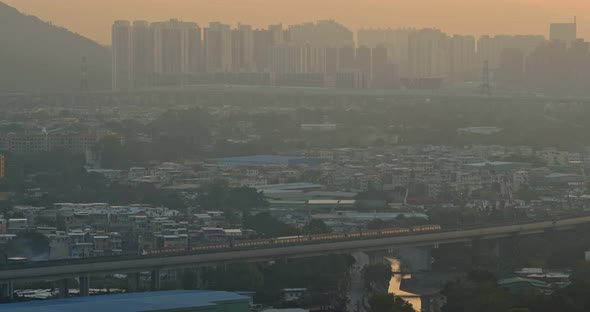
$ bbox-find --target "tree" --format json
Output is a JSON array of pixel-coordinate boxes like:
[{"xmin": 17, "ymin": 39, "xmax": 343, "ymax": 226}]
[
  {"xmin": 208, "ymin": 263, "xmax": 264, "ymax": 291},
  {"xmin": 367, "ymin": 218, "xmax": 387, "ymax": 230},
  {"xmin": 94, "ymin": 135, "xmax": 127, "ymax": 169},
  {"xmin": 368, "ymin": 293, "xmax": 414, "ymax": 312},
  {"xmin": 243, "ymin": 212, "xmax": 297, "ymax": 238},
  {"xmin": 198, "ymin": 183, "xmax": 270, "ymax": 223},
  {"xmin": 570, "ymin": 262, "xmax": 590, "ymax": 285},
  {"xmin": 363, "ymin": 263, "xmax": 393, "ymax": 292},
  {"xmin": 5, "ymin": 231, "xmax": 49, "ymax": 260},
  {"xmin": 303, "ymin": 219, "xmax": 331, "ymax": 235},
  {"xmin": 442, "ymin": 271, "xmax": 514, "ymax": 312}
]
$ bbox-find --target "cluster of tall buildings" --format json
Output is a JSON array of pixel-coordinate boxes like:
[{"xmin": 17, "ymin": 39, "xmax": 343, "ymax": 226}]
[{"xmin": 113, "ymin": 18, "xmax": 588, "ymax": 95}]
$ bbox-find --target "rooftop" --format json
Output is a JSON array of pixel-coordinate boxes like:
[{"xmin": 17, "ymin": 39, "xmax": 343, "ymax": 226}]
[
  {"xmin": 498, "ymin": 277, "xmax": 551, "ymax": 289},
  {"xmin": 212, "ymin": 155, "xmax": 320, "ymax": 167},
  {"xmin": 0, "ymin": 290, "xmax": 249, "ymax": 312}
]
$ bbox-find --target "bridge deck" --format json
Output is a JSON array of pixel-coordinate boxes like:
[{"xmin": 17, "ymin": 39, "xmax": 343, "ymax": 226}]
[{"xmin": 0, "ymin": 215, "xmax": 589, "ymax": 282}]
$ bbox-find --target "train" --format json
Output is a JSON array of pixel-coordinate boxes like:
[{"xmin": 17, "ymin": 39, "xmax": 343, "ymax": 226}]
[{"xmin": 145, "ymin": 224, "xmax": 442, "ymax": 256}]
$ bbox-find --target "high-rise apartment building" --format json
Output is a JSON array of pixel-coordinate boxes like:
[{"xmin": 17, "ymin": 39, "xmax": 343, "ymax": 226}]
[
  {"xmin": 152, "ymin": 19, "xmax": 201, "ymax": 77},
  {"xmin": 355, "ymin": 45, "xmax": 372, "ymax": 76},
  {"xmin": 550, "ymin": 19, "xmax": 577, "ymax": 47},
  {"xmin": 204, "ymin": 22, "xmax": 233, "ymax": 73},
  {"xmin": 288, "ymin": 20, "xmax": 353, "ymax": 47},
  {"xmin": 231, "ymin": 24, "xmax": 255, "ymax": 72},
  {"xmin": 112, "ymin": 19, "xmax": 201, "ymax": 90},
  {"xmin": 253, "ymin": 29, "xmax": 273, "ymax": 72},
  {"xmin": 408, "ymin": 29, "xmax": 450, "ymax": 79},
  {"xmin": 497, "ymin": 48, "xmax": 525, "ymax": 90},
  {"xmin": 477, "ymin": 35, "xmax": 544, "ymax": 69},
  {"xmin": 269, "ymin": 43, "xmax": 306, "ymax": 74},
  {"xmin": 112, "ymin": 20, "xmax": 133, "ymax": 91},
  {"xmin": 569, "ymin": 39, "xmax": 590, "ymax": 92},
  {"xmin": 449, "ymin": 35, "xmax": 476, "ymax": 81},
  {"xmin": 371, "ymin": 45, "xmax": 397, "ymax": 88},
  {"xmin": 338, "ymin": 45, "xmax": 356, "ymax": 71},
  {"xmin": 268, "ymin": 24, "xmax": 284, "ymax": 46},
  {"xmin": 131, "ymin": 21, "xmax": 153, "ymax": 89},
  {"xmin": 358, "ymin": 28, "xmax": 416, "ymax": 78},
  {"xmin": 526, "ymin": 40, "xmax": 571, "ymax": 95}
]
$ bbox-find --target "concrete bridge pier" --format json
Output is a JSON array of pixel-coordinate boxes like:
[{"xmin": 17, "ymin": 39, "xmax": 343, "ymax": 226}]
[
  {"xmin": 1, "ymin": 282, "xmax": 13, "ymax": 300},
  {"xmin": 386, "ymin": 246, "xmax": 432, "ymax": 272},
  {"xmin": 151, "ymin": 269, "xmax": 161, "ymax": 291},
  {"xmin": 196, "ymin": 267, "xmax": 206, "ymax": 290},
  {"xmin": 58, "ymin": 279, "xmax": 69, "ymax": 298},
  {"xmin": 79, "ymin": 276, "xmax": 90, "ymax": 297},
  {"xmin": 127, "ymin": 273, "xmax": 141, "ymax": 293}
]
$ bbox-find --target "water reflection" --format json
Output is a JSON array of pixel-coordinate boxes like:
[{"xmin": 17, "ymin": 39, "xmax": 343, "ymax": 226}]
[{"xmin": 386, "ymin": 257, "xmax": 421, "ymax": 312}]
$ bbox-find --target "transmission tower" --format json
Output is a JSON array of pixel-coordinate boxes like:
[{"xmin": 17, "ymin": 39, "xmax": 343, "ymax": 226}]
[
  {"xmin": 480, "ymin": 60, "xmax": 491, "ymax": 95},
  {"xmin": 80, "ymin": 56, "xmax": 89, "ymax": 92}
]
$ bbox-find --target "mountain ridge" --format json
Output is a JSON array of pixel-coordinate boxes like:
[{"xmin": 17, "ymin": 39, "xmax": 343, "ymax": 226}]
[{"xmin": 0, "ymin": 1, "xmax": 111, "ymax": 92}]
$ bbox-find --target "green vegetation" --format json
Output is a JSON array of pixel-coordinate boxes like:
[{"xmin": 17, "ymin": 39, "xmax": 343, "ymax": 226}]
[
  {"xmin": 201, "ymin": 254, "xmax": 355, "ymax": 309},
  {"xmin": 243, "ymin": 212, "xmax": 297, "ymax": 238},
  {"xmin": 303, "ymin": 219, "xmax": 331, "ymax": 235},
  {"xmin": 368, "ymin": 293, "xmax": 414, "ymax": 312},
  {"xmin": 442, "ymin": 271, "xmax": 515, "ymax": 312},
  {"xmin": 3, "ymin": 231, "xmax": 49, "ymax": 260},
  {"xmin": 432, "ymin": 226, "xmax": 590, "ymax": 273},
  {"xmin": 0, "ymin": 2, "xmax": 111, "ymax": 91},
  {"xmin": 432, "ymin": 226, "xmax": 590, "ymax": 311},
  {"xmin": 363, "ymin": 263, "xmax": 393, "ymax": 292},
  {"xmin": 442, "ymin": 266, "xmax": 590, "ymax": 312}
]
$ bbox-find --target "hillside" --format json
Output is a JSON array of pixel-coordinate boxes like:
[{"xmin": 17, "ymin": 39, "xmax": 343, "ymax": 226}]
[{"xmin": 0, "ymin": 2, "xmax": 111, "ymax": 92}]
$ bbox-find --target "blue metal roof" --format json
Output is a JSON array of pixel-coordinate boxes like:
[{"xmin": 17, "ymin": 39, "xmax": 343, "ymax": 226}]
[
  {"xmin": 0, "ymin": 290, "xmax": 249, "ymax": 312},
  {"xmin": 212, "ymin": 155, "xmax": 321, "ymax": 167},
  {"xmin": 214, "ymin": 155, "xmax": 299, "ymax": 163}
]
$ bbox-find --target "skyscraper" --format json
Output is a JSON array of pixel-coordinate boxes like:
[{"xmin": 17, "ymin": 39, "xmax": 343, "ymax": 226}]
[
  {"xmin": 568, "ymin": 39, "xmax": 590, "ymax": 93},
  {"xmin": 204, "ymin": 22, "xmax": 233, "ymax": 73},
  {"xmin": 112, "ymin": 19, "xmax": 201, "ymax": 89},
  {"xmin": 269, "ymin": 43, "xmax": 306, "ymax": 74},
  {"xmin": 268, "ymin": 23, "xmax": 284, "ymax": 46},
  {"xmin": 253, "ymin": 28, "xmax": 273, "ymax": 72},
  {"xmin": 152, "ymin": 19, "xmax": 201, "ymax": 77},
  {"xmin": 131, "ymin": 21, "xmax": 153, "ymax": 89},
  {"xmin": 526, "ymin": 41, "xmax": 570, "ymax": 95},
  {"xmin": 497, "ymin": 48, "xmax": 525, "ymax": 90},
  {"xmin": 449, "ymin": 35, "xmax": 476, "ymax": 82},
  {"xmin": 550, "ymin": 19, "xmax": 577, "ymax": 47},
  {"xmin": 231, "ymin": 24, "xmax": 254, "ymax": 72},
  {"xmin": 338, "ymin": 45, "xmax": 355, "ymax": 71},
  {"xmin": 371, "ymin": 44, "xmax": 396, "ymax": 88},
  {"xmin": 288, "ymin": 20, "xmax": 353, "ymax": 47},
  {"xmin": 357, "ymin": 28, "xmax": 415, "ymax": 78},
  {"xmin": 112, "ymin": 20, "xmax": 133, "ymax": 91},
  {"xmin": 408, "ymin": 29, "xmax": 450, "ymax": 79},
  {"xmin": 476, "ymin": 35, "xmax": 544, "ymax": 70},
  {"xmin": 355, "ymin": 45, "xmax": 372, "ymax": 77}
]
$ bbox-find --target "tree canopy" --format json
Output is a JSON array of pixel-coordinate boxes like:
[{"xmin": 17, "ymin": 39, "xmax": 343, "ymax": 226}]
[{"xmin": 368, "ymin": 293, "xmax": 414, "ymax": 312}]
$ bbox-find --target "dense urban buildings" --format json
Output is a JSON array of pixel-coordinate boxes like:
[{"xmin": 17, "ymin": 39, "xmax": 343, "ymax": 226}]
[
  {"xmin": 7, "ymin": 0, "xmax": 590, "ymax": 310},
  {"xmin": 112, "ymin": 17, "xmax": 590, "ymax": 96}
]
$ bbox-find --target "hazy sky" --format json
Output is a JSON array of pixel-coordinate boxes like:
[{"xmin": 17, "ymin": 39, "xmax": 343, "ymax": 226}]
[{"xmin": 4, "ymin": 0, "xmax": 588, "ymax": 44}]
